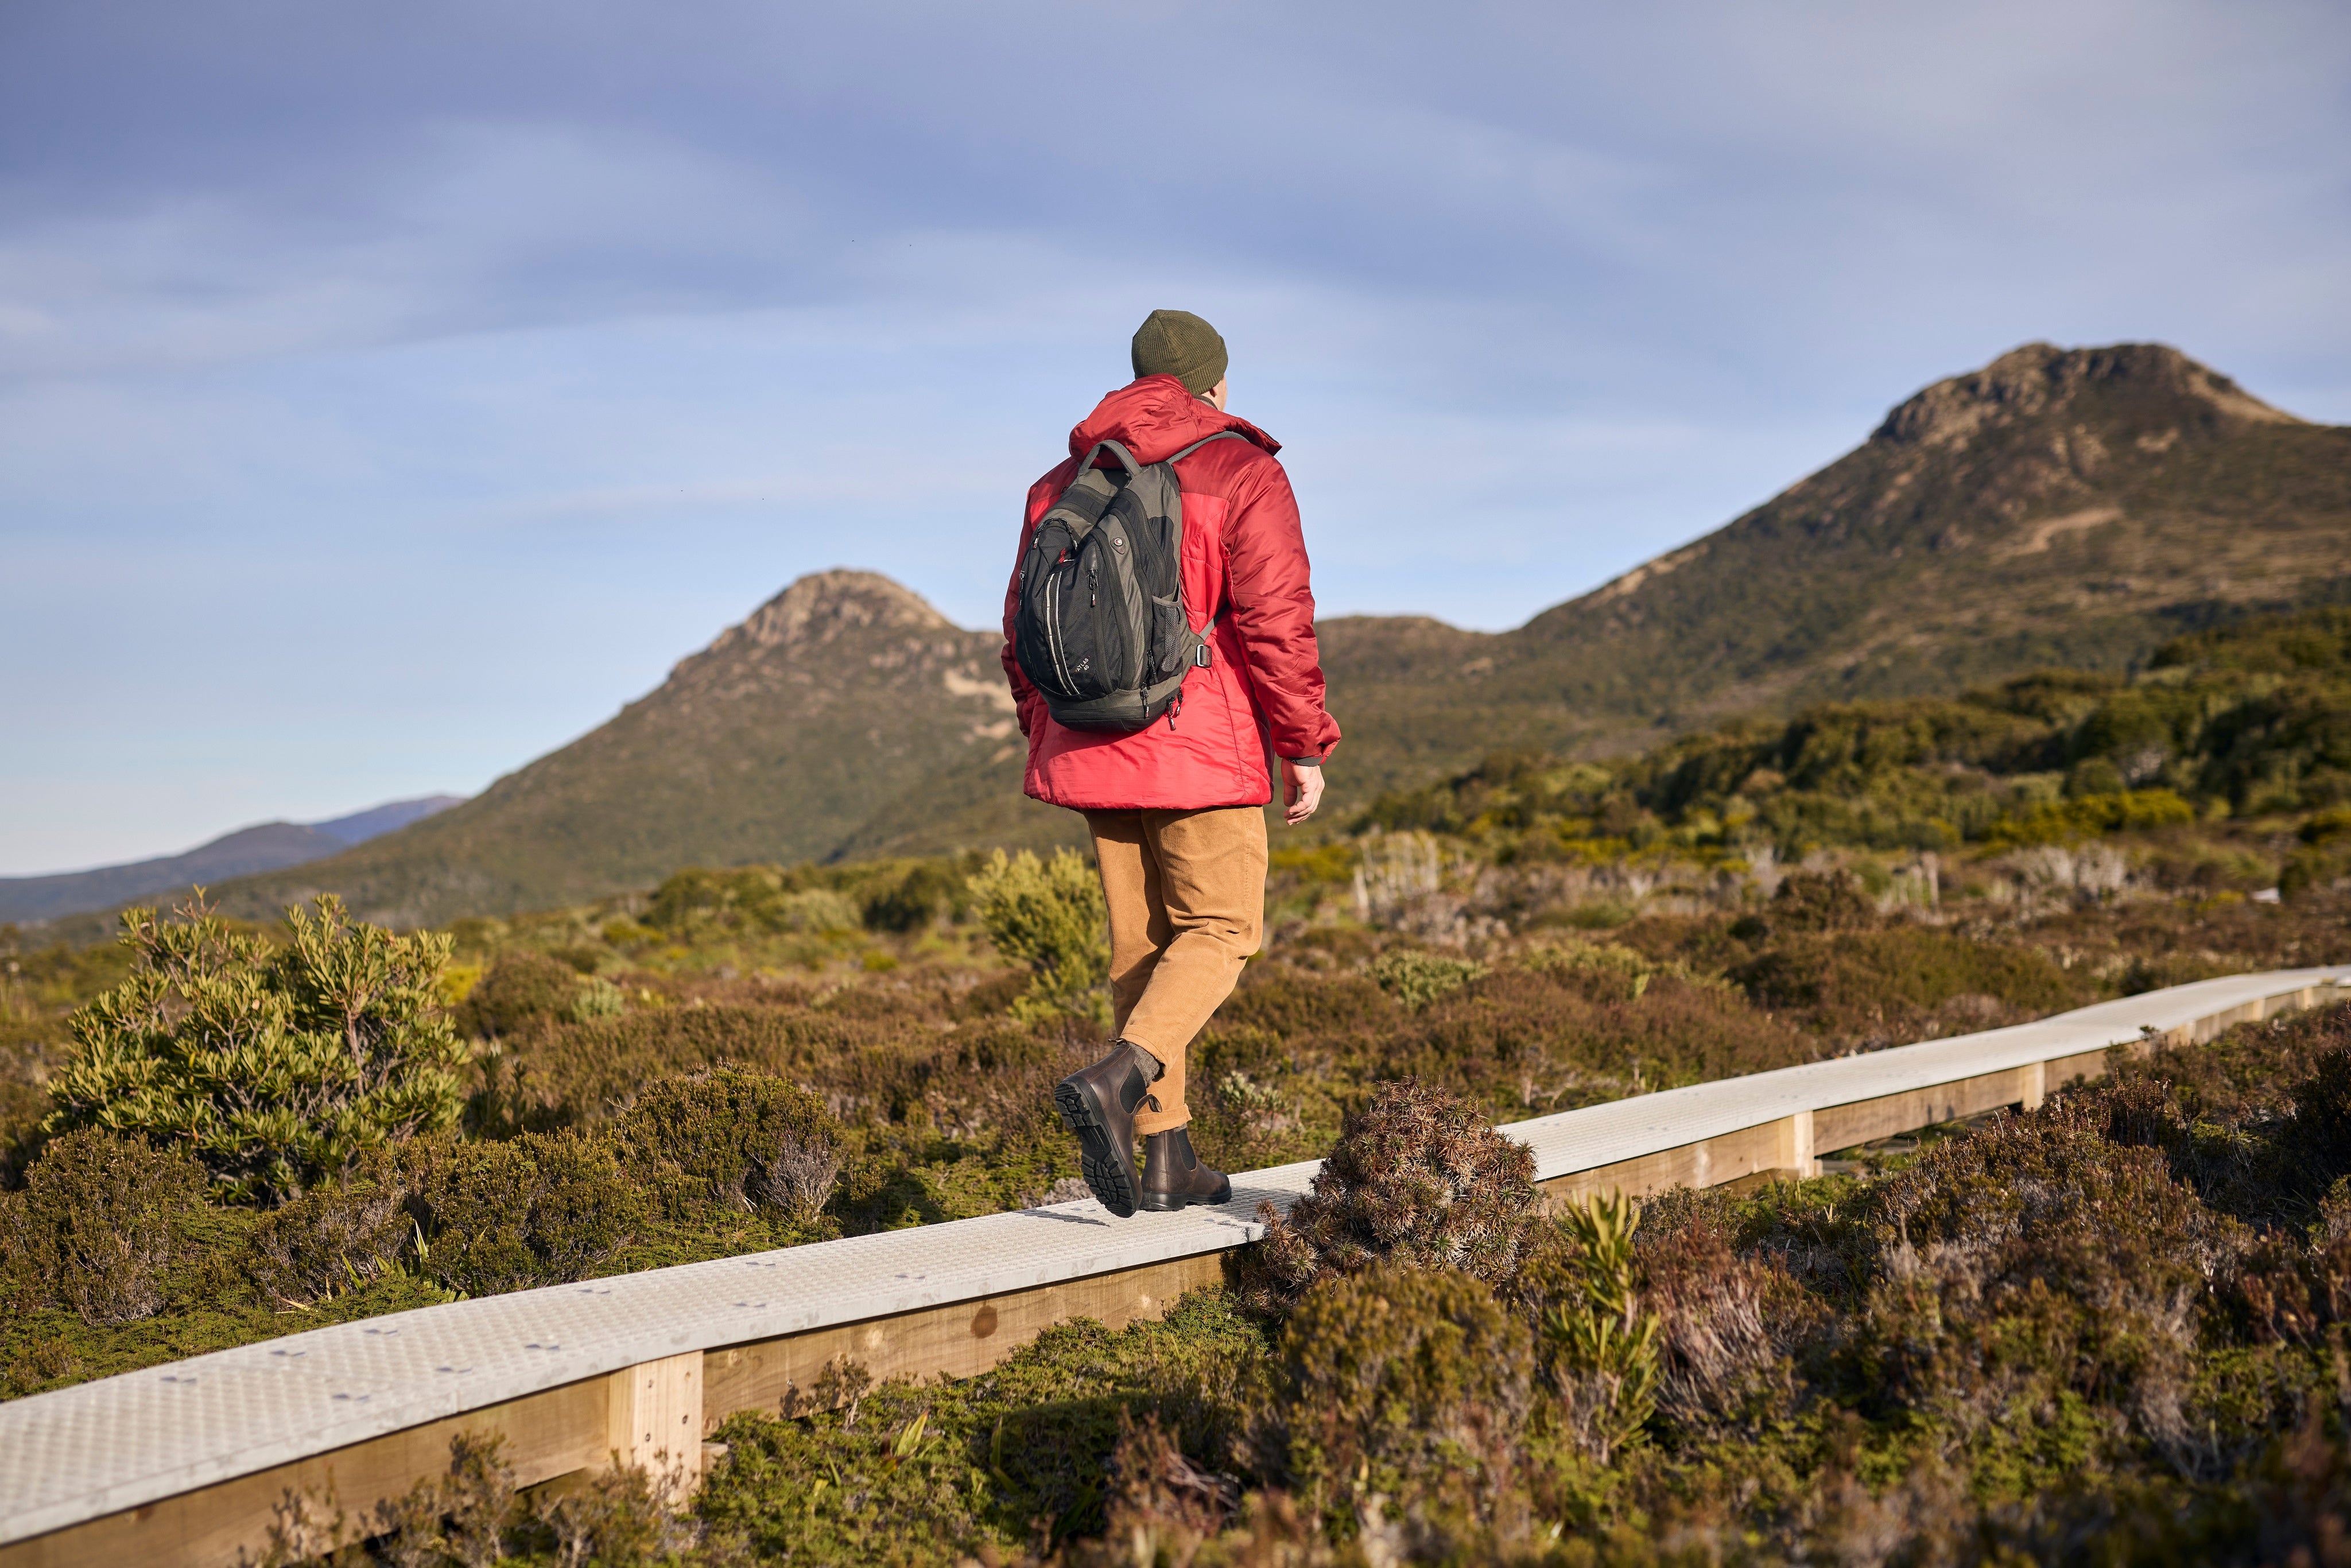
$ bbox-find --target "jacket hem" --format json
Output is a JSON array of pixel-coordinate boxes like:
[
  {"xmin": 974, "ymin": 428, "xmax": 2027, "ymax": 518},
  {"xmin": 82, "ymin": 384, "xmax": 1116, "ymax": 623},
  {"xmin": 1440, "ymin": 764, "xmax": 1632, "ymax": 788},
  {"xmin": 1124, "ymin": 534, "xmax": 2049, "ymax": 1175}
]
[{"xmin": 1027, "ymin": 789, "xmax": 1275, "ymax": 813}]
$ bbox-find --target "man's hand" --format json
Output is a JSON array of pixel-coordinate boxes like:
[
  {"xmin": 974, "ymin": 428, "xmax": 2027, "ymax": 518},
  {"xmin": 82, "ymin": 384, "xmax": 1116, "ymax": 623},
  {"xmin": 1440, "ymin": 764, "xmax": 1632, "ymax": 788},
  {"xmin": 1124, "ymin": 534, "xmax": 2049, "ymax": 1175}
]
[{"xmin": 1281, "ymin": 759, "xmax": 1324, "ymax": 826}]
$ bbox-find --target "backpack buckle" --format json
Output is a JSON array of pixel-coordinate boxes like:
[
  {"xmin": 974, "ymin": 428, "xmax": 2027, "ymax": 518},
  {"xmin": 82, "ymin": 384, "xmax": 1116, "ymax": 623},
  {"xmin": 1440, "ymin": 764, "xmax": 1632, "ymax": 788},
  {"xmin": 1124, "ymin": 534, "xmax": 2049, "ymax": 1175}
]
[{"xmin": 1192, "ymin": 642, "xmax": 1213, "ymax": 669}]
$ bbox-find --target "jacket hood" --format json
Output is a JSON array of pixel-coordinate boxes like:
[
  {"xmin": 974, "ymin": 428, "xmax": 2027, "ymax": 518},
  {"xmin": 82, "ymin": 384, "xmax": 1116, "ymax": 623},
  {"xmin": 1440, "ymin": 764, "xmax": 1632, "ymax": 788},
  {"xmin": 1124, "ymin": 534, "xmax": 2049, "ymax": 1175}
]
[{"xmin": 1068, "ymin": 375, "xmax": 1281, "ymax": 467}]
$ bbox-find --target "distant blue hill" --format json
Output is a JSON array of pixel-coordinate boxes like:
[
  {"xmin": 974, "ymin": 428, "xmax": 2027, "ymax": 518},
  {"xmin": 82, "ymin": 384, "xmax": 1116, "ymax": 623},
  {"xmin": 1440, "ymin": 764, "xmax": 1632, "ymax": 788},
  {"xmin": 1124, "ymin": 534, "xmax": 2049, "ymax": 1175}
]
[
  {"xmin": 0, "ymin": 795, "xmax": 465, "ymax": 926},
  {"xmin": 308, "ymin": 795, "xmax": 467, "ymax": 847}
]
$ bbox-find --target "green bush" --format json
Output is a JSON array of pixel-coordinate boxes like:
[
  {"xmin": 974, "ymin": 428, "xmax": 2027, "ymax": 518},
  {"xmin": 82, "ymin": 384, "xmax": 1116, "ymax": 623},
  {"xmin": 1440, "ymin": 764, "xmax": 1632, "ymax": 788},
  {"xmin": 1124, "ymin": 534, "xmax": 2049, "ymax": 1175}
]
[
  {"xmin": 459, "ymin": 950, "xmax": 600, "ymax": 1038},
  {"xmin": 862, "ymin": 862, "xmax": 960, "ymax": 934},
  {"xmin": 45, "ymin": 896, "xmax": 465, "ymax": 1203},
  {"xmin": 1727, "ymin": 925, "xmax": 2085, "ymax": 1037},
  {"xmin": 1271, "ymin": 1265, "xmax": 1534, "ymax": 1538},
  {"xmin": 1515, "ymin": 937, "xmax": 1666, "ymax": 1003},
  {"xmin": 242, "ymin": 1148, "xmax": 420, "ymax": 1311},
  {"xmin": 2, "ymin": 1128, "xmax": 205, "ymax": 1325},
  {"xmin": 1368, "ymin": 949, "xmax": 1487, "ymax": 1011},
  {"xmin": 1253, "ymin": 1080, "xmax": 1540, "ymax": 1306},
  {"xmin": 0, "ymin": 1075, "xmax": 44, "ymax": 1189},
  {"xmin": 2282, "ymin": 814, "xmax": 2351, "ymax": 898},
  {"xmin": 1981, "ymin": 786, "xmax": 2198, "ymax": 847},
  {"xmin": 616, "ymin": 1067, "xmax": 843, "ymax": 1224},
  {"xmin": 1763, "ymin": 868, "xmax": 1876, "ymax": 933},
  {"xmin": 414, "ymin": 1131, "xmax": 643, "ymax": 1297},
  {"xmin": 1538, "ymin": 1192, "xmax": 1660, "ymax": 1464},
  {"xmin": 965, "ymin": 849, "xmax": 1110, "ymax": 1025},
  {"xmin": 645, "ymin": 864, "xmax": 866, "ymax": 939},
  {"xmin": 698, "ymin": 1288, "xmax": 1271, "ymax": 1563}
]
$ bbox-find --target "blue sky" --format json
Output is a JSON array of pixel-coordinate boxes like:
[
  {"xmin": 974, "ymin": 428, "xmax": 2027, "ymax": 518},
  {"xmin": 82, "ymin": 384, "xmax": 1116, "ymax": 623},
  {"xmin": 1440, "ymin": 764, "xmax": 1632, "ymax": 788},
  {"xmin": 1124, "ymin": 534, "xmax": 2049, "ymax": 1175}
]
[{"xmin": 3, "ymin": 0, "xmax": 2347, "ymax": 875}]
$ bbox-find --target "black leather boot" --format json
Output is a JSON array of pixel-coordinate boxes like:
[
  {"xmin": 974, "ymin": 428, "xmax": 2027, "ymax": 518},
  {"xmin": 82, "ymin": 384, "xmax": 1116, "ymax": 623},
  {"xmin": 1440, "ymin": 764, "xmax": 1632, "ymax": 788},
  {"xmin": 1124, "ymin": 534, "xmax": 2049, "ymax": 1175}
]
[
  {"xmin": 1053, "ymin": 1041, "xmax": 1161, "ymax": 1218},
  {"xmin": 1138, "ymin": 1126, "xmax": 1232, "ymax": 1212}
]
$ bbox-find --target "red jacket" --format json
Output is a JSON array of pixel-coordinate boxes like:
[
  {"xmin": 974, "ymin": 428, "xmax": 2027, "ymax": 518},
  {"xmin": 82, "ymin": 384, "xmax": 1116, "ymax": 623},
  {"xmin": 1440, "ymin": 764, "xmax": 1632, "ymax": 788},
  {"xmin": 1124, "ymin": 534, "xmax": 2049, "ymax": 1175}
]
[{"xmin": 1001, "ymin": 375, "xmax": 1341, "ymax": 811}]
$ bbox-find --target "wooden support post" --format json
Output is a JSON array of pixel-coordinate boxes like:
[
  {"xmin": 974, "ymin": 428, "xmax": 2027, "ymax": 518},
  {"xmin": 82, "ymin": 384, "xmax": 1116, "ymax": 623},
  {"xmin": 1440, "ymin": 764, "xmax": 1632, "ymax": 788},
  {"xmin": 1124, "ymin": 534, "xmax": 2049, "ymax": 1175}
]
[
  {"xmin": 608, "ymin": 1352, "xmax": 704, "ymax": 1497},
  {"xmin": 2020, "ymin": 1059, "xmax": 2046, "ymax": 1112},
  {"xmin": 1784, "ymin": 1109, "xmax": 1817, "ymax": 1178}
]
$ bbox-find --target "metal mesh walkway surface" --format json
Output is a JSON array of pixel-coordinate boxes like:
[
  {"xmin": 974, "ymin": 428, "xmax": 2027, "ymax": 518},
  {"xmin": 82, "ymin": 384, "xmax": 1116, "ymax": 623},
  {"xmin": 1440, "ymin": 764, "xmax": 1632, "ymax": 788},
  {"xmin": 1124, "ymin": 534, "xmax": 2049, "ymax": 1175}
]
[{"xmin": 1, "ymin": 965, "xmax": 2342, "ymax": 1552}]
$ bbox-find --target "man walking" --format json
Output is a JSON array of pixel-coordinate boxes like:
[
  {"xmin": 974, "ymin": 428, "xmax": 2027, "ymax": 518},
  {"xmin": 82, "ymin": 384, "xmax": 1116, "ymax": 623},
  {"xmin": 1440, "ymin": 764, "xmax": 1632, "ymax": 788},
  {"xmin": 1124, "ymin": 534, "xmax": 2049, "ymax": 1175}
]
[{"xmin": 1000, "ymin": 309, "xmax": 1341, "ymax": 1218}]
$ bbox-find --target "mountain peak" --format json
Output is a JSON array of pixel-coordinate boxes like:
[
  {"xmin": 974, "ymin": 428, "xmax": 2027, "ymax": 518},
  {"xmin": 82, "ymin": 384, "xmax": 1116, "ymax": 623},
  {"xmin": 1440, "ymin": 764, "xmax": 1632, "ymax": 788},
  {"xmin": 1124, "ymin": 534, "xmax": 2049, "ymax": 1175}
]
[
  {"xmin": 655, "ymin": 568, "xmax": 982, "ymax": 711},
  {"xmin": 708, "ymin": 570, "xmax": 957, "ymax": 659},
  {"xmin": 1872, "ymin": 341, "xmax": 2300, "ymax": 450}
]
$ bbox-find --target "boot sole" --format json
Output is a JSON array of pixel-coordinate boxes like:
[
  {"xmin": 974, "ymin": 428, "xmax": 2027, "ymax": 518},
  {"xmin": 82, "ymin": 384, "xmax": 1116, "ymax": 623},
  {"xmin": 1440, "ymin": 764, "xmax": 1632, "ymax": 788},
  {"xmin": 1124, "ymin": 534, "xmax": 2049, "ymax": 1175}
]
[
  {"xmin": 1053, "ymin": 1078, "xmax": 1137, "ymax": 1218},
  {"xmin": 1136, "ymin": 1177, "xmax": 1233, "ymax": 1213}
]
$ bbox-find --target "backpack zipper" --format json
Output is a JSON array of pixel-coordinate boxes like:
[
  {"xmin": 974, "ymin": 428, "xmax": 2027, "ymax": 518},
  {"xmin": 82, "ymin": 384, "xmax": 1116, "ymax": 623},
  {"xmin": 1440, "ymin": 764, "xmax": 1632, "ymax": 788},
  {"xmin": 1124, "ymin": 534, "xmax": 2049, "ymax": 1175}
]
[{"xmin": 1046, "ymin": 557, "xmax": 1078, "ymax": 695}]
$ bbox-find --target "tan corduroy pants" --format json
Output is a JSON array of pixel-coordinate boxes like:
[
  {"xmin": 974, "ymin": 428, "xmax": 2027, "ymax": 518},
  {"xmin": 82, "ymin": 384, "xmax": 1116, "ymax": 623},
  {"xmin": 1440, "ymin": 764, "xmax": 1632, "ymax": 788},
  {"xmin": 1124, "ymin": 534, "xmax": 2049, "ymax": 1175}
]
[{"xmin": 1083, "ymin": 805, "xmax": 1268, "ymax": 1136}]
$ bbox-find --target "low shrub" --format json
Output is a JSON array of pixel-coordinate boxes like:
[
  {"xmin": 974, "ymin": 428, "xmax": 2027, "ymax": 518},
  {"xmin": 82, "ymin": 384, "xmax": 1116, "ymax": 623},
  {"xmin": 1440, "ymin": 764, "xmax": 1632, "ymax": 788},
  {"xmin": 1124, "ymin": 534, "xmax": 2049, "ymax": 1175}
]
[
  {"xmin": 1847, "ymin": 1090, "xmax": 2245, "ymax": 1474},
  {"xmin": 1633, "ymin": 1194, "xmax": 1822, "ymax": 1443},
  {"xmin": 1269, "ymin": 1265, "xmax": 1535, "ymax": 1541},
  {"xmin": 699, "ymin": 1288, "xmax": 1271, "ymax": 1561},
  {"xmin": 458, "ymin": 950, "xmax": 601, "ymax": 1038},
  {"xmin": 1764, "ymin": 868, "xmax": 1877, "ymax": 933},
  {"xmin": 2, "ymin": 1128, "xmax": 205, "ymax": 1325},
  {"xmin": 862, "ymin": 862, "xmax": 959, "ymax": 934},
  {"xmin": 1727, "ymin": 925, "xmax": 2086, "ymax": 1041},
  {"xmin": 1368, "ymin": 950, "xmax": 1487, "ymax": 1011},
  {"xmin": 475, "ymin": 1004, "xmax": 895, "ymax": 1133},
  {"xmin": 1081, "ymin": 1410, "xmax": 1244, "ymax": 1566},
  {"xmin": 242, "ymin": 1149, "xmax": 420, "ymax": 1311},
  {"xmin": 1217, "ymin": 967, "xmax": 1395, "ymax": 1042},
  {"xmin": 0, "ymin": 1074, "xmax": 45, "ymax": 1190},
  {"xmin": 1252, "ymin": 1080, "xmax": 1539, "ymax": 1307},
  {"xmin": 2140, "ymin": 996, "xmax": 2350, "ymax": 1111},
  {"xmin": 616, "ymin": 1067, "xmax": 844, "ymax": 1224},
  {"xmin": 413, "ymin": 1131, "xmax": 643, "ymax": 1297},
  {"xmin": 2277, "ymin": 1049, "xmax": 2351, "ymax": 1204},
  {"xmin": 45, "ymin": 896, "xmax": 464, "ymax": 1202},
  {"xmin": 1514, "ymin": 937, "xmax": 1670, "ymax": 1003}
]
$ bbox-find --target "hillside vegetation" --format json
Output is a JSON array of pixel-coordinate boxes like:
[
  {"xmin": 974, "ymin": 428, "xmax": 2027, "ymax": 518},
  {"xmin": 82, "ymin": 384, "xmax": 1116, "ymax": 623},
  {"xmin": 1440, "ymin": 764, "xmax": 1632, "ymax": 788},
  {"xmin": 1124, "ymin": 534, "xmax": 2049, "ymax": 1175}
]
[
  {"xmin": 1319, "ymin": 341, "xmax": 2351, "ymax": 801},
  {"xmin": 67, "ymin": 340, "xmax": 2344, "ymax": 933},
  {"xmin": 1361, "ymin": 605, "xmax": 2351, "ymax": 898}
]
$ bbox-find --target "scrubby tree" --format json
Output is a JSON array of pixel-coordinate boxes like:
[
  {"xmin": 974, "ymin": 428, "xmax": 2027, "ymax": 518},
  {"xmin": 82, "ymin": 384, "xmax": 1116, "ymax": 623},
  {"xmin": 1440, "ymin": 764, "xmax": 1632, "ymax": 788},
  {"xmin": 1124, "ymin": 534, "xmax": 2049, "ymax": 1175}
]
[
  {"xmin": 965, "ymin": 849, "xmax": 1111, "ymax": 1025},
  {"xmin": 45, "ymin": 894, "xmax": 466, "ymax": 1203}
]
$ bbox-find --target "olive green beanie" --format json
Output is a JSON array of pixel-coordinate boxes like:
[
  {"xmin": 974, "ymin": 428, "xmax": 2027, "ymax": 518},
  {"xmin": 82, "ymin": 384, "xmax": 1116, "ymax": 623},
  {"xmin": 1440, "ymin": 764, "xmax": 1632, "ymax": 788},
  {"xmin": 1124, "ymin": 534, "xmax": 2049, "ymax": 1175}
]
[{"xmin": 1130, "ymin": 309, "xmax": 1228, "ymax": 396}]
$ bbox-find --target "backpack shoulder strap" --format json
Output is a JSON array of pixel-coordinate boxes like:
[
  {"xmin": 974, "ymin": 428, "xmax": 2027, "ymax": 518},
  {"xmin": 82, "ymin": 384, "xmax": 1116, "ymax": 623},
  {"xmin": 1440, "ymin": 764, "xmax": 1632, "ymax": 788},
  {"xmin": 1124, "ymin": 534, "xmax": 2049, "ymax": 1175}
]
[{"xmin": 1074, "ymin": 438, "xmax": 1143, "ymax": 479}]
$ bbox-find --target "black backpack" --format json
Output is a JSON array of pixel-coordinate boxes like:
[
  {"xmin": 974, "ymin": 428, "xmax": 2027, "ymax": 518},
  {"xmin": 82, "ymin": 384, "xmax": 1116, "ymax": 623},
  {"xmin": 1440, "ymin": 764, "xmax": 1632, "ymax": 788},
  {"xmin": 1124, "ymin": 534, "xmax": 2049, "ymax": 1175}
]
[{"xmin": 1012, "ymin": 433, "xmax": 1244, "ymax": 732}]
